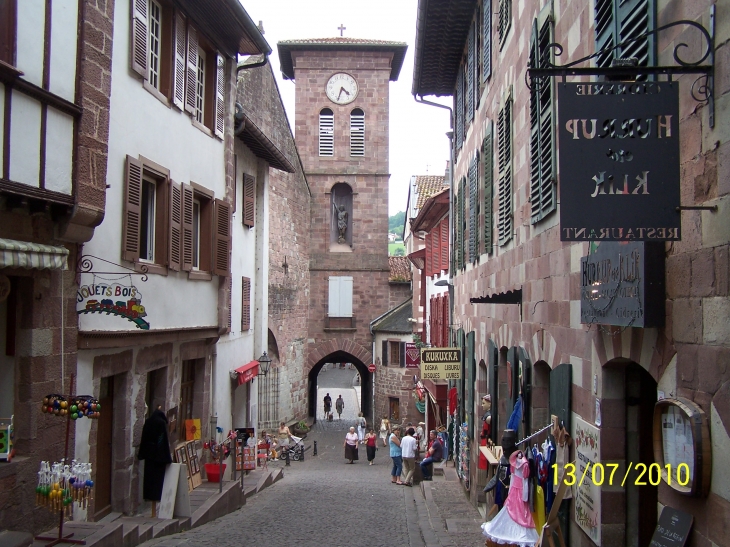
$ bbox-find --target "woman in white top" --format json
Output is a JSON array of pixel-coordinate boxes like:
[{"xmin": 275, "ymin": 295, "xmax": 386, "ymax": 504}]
[{"xmin": 344, "ymin": 427, "xmax": 359, "ymax": 464}]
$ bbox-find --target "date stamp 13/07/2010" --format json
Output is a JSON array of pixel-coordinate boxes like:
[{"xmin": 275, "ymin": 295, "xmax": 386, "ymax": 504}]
[{"xmin": 555, "ymin": 462, "xmax": 691, "ymax": 488}]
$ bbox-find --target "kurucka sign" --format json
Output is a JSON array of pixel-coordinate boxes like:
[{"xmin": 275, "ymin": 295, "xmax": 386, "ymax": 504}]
[
  {"xmin": 420, "ymin": 348, "xmax": 461, "ymax": 380},
  {"xmin": 558, "ymin": 82, "xmax": 681, "ymax": 241}
]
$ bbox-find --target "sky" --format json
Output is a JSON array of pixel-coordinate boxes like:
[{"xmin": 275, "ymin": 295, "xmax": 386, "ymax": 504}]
[{"xmin": 240, "ymin": 0, "xmax": 452, "ymax": 216}]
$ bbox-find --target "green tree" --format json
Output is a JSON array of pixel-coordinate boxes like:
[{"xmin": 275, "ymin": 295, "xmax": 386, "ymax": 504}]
[{"xmin": 388, "ymin": 211, "xmax": 406, "ymax": 232}]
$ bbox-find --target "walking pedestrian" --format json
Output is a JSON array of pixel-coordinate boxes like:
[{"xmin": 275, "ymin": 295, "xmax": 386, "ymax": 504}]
[
  {"xmin": 335, "ymin": 395, "xmax": 344, "ymax": 419},
  {"xmin": 323, "ymin": 392, "xmax": 332, "ymax": 420},
  {"xmin": 365, "ymin": 428, "xmax": 377, "ymax": 465},
  {"xmin": 420, "ymin": 430, "xmax": 443, "ymax": 481},
  {"xmin": 344, "ymin": 426, "xmax": 359, "ymax": 463},
  {"xmin": 389, "ymin": 425, "xmax": 404, "ymax": 485},
  {"xmin": 379, "ymin": 417, "xmax": 391, "ymax": 447},
  {"xmin": 400, "ymin": 427, "xmax": 417, "ymax": 486},
  {"xmin": 357, "ymin": 411, "xmax": 367, "ymax": 441}
]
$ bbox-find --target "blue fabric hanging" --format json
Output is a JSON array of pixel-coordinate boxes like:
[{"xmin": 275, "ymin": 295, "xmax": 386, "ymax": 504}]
[{"xmin": 506, "ymin": 395, "xmax": 522, "ymax": 431}]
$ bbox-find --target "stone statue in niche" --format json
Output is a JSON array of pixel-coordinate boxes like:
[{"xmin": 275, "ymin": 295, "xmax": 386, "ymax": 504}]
[{"xmin": 334, "ymin": 202, "xmax": 348, "ymax": 244}]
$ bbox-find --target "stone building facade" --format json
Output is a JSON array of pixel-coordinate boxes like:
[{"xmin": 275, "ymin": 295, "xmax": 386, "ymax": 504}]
[
  {"xmin": 277, "ymin": 38, "xmax": 408, "ymax": 420},
  {"xmin": 413, "ymin": 0, "xmax": 729, "ymax": 546},
  {"xmin": 0, "ymin": 0, "xmax": 112, "ymax": 534}
]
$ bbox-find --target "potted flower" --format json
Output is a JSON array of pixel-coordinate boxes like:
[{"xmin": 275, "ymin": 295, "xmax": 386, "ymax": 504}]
[{"xmin": 292, "ymin": 420, "xmax": 310, "ymax": 437}]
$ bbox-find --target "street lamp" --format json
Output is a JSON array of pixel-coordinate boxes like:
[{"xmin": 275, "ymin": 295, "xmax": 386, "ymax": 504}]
[{"xmin": 257, "ymin": 352, "xmax": 272, "ymax": 376}]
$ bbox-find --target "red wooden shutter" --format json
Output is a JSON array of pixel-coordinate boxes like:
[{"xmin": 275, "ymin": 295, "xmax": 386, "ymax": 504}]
[
  {"xmin": 425, "ymin": 231, "xmax": 432, "ymax": 279},
  {"xmin": 241, "ymin": 276, "xmax": 251, "ymax": 331},
  {"xmin": 214, "ymin": 54, "xmax": 225, "ymax": 138},
  {"xmin": 432, "ymin": 227, "xmax": 441, "ymax": 276},
  {"xmin": 168, "ymin": 179, "xmax": 182, "ymax": 271},
  {"xmin": 429, "ymin": 296, "xmax": 436, "ymax": 346},
  {"xmin": 441, "ymin": 218, "xmax": 449, "ymax": 273},
  {"xmin": 130, "ymin": 0, "xmax": 148, "ymax": 78},
  {"xmin": 172, "ymin": 10, "xmax": 186, "ymax": 110},
  {"xmin": 243, "ymin": 174, "xmax": 255, "ymax": 227},
  {"xmin": 181, "ymin": 184, "xmax": 194, "ymax": 271},
  {"xmin": 442, "ymin": 293, "xmax": 449, "ymax": 346},
  {"xmin": 213, "ymin": 199, "xmax": 231, "ymax": 276},
  {"xmin": 185, "ymin": 24, "xmax": 198, "ymax": 114},
  {"xmin": 122, "ymin": 155, "xmax": 143, "ymax": 262}
]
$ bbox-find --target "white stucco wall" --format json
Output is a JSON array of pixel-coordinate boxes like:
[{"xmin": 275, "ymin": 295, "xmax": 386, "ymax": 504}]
[{"xmin": 79, "ymin": 0, "xmax": 227, "ymax": 332}]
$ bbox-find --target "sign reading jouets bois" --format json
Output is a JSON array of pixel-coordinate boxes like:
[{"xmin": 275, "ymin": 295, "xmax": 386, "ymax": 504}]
[
  {"xmin": 420, "ymin": 348, "xmax": 461, "ymax": 380},
  {"xmin": 77, "ymin": 282, "xmax": 150, "ymax": 330},
  {"xmin": 558, "ymin": 82, "xmax": 680, "ymax": 241}
]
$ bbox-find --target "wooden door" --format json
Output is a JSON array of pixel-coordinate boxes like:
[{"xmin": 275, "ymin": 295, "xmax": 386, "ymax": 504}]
[{"xmin": 94, "ymin": 376, "xmax": 114, "ymax": 520}]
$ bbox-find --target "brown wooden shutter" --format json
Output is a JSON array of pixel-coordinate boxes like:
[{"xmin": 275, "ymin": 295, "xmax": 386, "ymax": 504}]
[
  {"xmin": 185, "ymin": 24, "xmax": 198, "ymax": 114},
  {"xmin": 122, "ymin": 155, "xmax": 143, "ymax": 262},
  {"xmin": 214, "ymin": 54, "xmax": 225, "ymax": 138},
  {"xmin": 168, "ymin": 179, "xmax": 182, "ymax": 271},
  {"xmin": 213, "ymin": 199, "xmax": 231, "ymax": 276},
  {"xmin": 181, "ymin": 183, "xmax": 194, "ymax": 271},
  {"xmin": 382, "ymin": 340, "xmax": 388, "ymax": 367},
  {"xmin": 172, "ymin": 10, "xmax": 186, "ymax": 110},
  {"xmin": 399, "ymin": 342, "xmax": 406, "ymax": 368},
  {"xmin": 130, "ymin": 0, "xmax": 148, "ymax": 78},
  {"xmin": 242, "ymin": 174, "xmax": 255, "ymax": 227},
  {"xmin": 241, "ymin": 276, "xmax": 251, "ymax": 331},
  {"xmin": 226, "ymin": 275, "xmax": 232, "ymax": 333}
]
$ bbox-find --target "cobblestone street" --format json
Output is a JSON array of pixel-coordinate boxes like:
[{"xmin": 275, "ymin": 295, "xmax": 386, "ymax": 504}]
[{"xmin": 137, "ymin": 368, "xmax": 484, "ymax": 547}]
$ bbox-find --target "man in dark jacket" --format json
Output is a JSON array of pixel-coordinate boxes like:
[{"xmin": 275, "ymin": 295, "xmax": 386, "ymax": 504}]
[{"xmin": 138, "ymin": 406, "xmax": 173, "ymax": 515}]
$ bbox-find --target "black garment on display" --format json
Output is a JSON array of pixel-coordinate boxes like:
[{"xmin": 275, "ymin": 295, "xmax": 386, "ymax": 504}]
[{"xmin": 137, "ymin": 409, "xmax": 173, "ymax": 501}]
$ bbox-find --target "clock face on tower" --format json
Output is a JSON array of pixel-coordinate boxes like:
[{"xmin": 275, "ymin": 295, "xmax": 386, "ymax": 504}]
[{"xmin": 326, "ymin": 73, "xmax": 358, "ymax": 105}]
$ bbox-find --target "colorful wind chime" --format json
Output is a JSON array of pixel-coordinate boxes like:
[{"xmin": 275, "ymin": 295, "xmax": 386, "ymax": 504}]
[{"xmin": 36, "ymin": 460, "xmax": 94, "ymax": 516}]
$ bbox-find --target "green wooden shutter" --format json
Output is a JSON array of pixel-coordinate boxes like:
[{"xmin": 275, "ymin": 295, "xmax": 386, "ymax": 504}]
[
  {"xmin": 466, "ymin": 22, "xmax": 475, "ymax": 124},
  {"xmin": 382, "ymin": 340, "xmax": 388, "ymax": 367},
  {"xmin": 529, "ymin": 16, "xmax": 556, "ymax": 224},
  {"xmin": 468, "ymin": 154, "xmax": 479, "ymax": 264},
  {"xmin": 487, "ymin": 340, "xmax": 498, "ymax": 442},
  {"xmin": 482, "ymin": 0, "xmax": 492, "ymax": 81},
  {"xmin": 498, "ymin": 0, "xmax": 512, "ymax": 50},
  {"xmin": 466, "ymin": 331, "xmax": 475, "ymax": 439},
  {"xmin": 595, "ymin": 0, "xmax": 655, "ymax": 69},
  {"xmin": 549, "ymin": 363, "xmax": 573, "ymax": 433},
  {"xmin": 400, "ymin": 342, "xmax": 406, "ymax": 368},
  {"xmin": 482, "ymin": 124, "xmax": 493, "ymax": 255},
  {"xmin": 497, "ymin": 96, "xmax": 513, "ymax": 246},
  {"xmin": 455, "ymin": 68, "xmax": 464, "ymax": 151}
]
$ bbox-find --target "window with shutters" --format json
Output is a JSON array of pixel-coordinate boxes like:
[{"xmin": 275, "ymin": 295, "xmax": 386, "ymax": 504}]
[
  {"xmin": 319, "ymin": 108, "xmax": 334, "ymax": 156},
  {"xmin": 0, "ymin": 0, "xmax": 16, "ymax": 66},
  {"xmin": 529, "ymin": 14, "xmax": 556, "ymax": 224},
  {"xmin": 350, "ymin": 108, "xmax": 365, "ymax": 157},
  {"xmin": 389, "ymin": 341, "xmax": 402, "ymax": 367},
  {"xmin": 482, "ymin": 124, "xmax": 494, "ymax": 255},
  {"xmin": 455, "ymin": 68, "xmax": 464, "ymax": 152},
  {"xmin": 458, "ymin": 176, "xmax": 467, "ymax": 269},
  {"xmin": 125, "ymin": 159, "xmax": 168, "ymax": 267},
  {"xmin": 241, "ymin": 276, "xmax": 251, "ymax": 331},
  {"xmin": 497, "ymin": 96, "xmax": 513, "ymax": 246},
  {"xmin": 242, "ymin": 174, "xmax": 256, "ymax": 227},
  {"xmin": 595, "ymin": 0, "xmax": 655, "ymax": 70},
  {"xmin": 468, "ymin": 153, "xmax": 479, "ymax": 264},
  {"xmin": 130, "ymin": 3, "xmax": 224, "ymax": 137},
  {"xmin": 466, "ymin": 23, "xmax": 475, "ymax": 124},
  {"xmin": 482, "ymin": 0, "xmax": 492, "ymax": 82},
  {"xmin": 440, "ymin": 217, "xmax": 449, "ymax": 273},
  {"xmin": 189, "ymin": 187, "xmax": 212, "ymax": 273},
  {"xmin": 328, "ymin": 276, "xmax": 353, "ymax": 318},
  {"xmin": 498, "ymin": 0, "xmax": 512, "ymax": 50}
]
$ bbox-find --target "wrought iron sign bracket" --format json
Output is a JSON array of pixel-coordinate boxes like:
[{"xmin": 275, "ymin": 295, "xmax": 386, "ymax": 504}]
[
  {"xmin": 77, "ymin": 255, "xmax": 149, "ymax": 282},
  {"xmin": 527, "ymin": 9, "xmax": 716, "ymax": 127}
]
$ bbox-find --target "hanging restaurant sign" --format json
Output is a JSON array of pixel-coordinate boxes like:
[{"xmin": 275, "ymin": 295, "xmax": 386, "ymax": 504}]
[
  {"xmin": 580, "ymin": 241, "xmax": 665, "ymax": 328},
  {"xmin": 420, "ymin": 347, "xmax": 461, "ymax": 380},
  {"xmin": 558, "ymin": 82, "xmax": 681, "ymax": 241},
  {"xmin": 76, "ymin": 282, "xmax": 150, "ymax": 330}
]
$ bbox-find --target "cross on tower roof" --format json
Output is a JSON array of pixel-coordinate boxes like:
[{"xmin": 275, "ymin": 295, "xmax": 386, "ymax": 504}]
[{"xmin": 338, "ymin": 24, "xmax": 346, "ymax": 37}]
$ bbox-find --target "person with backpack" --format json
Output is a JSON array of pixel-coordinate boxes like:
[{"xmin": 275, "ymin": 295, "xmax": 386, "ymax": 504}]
[
  {"xmin": 420, "ymin": 430, "xmax": 443, "ymax": 481},
  {"xmin": 357, "ymin": 412, "xmax": 367, "ymax": 441}
]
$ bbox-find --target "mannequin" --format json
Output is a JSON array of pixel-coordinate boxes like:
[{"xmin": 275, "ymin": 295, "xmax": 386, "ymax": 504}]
[{"xmin": 478, "ymin": 394, "xmax": 493, "ymax": 470}]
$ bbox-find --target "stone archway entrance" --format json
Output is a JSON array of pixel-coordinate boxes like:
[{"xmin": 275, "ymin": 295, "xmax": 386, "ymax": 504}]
[{"xmin": 308, "ymin": 350, "xmax": 371, "ymax": 422}]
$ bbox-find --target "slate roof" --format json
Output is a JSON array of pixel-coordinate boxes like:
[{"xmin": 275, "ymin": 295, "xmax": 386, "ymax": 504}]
[
  {"xmin": 389, "ymin": 256, "xmax": 412, "ymax": 282},
  {"xmin": 414, "ymin": 175, "xmax": 448, "ymax": 210},
  {"xmin": 371, "ymin": 298, "xmax": 413, "ymax": 334},
  {"xmin": 412, "ymin": 0, "xmax": 477, "ymax": 96},
  {"xmin": 277, "ymin": 38, "xmax": 408, "ymax": 81}
]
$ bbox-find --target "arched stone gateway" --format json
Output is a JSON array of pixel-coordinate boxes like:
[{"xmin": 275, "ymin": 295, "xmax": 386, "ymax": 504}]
[{"xmin": 307, "ymin": 340, "xmax": 372, "ymax": 421}]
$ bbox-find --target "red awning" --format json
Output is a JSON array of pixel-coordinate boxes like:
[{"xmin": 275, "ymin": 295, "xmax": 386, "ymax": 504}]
[{"xmin": 234, "ymin": 360, "xmax": 259, "ymax": 385}]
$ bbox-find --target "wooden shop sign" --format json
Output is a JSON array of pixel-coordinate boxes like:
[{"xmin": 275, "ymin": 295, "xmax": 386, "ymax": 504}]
[
  {"xmin": 558, "ymin": 82, "xmax": 680, "ymax": 241},
  {"xmin": 420, "ymin": 348, "xmax": 461, "ymax": 380},
  {"xmin": 580, "ymin": 241, "xmax": 665, "ymax": 328}
]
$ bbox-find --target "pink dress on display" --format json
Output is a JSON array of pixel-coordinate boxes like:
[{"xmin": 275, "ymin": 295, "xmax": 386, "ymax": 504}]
[{"xmin": 481, "ymin": 451, "xmax": 539, "ymax": 547}]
